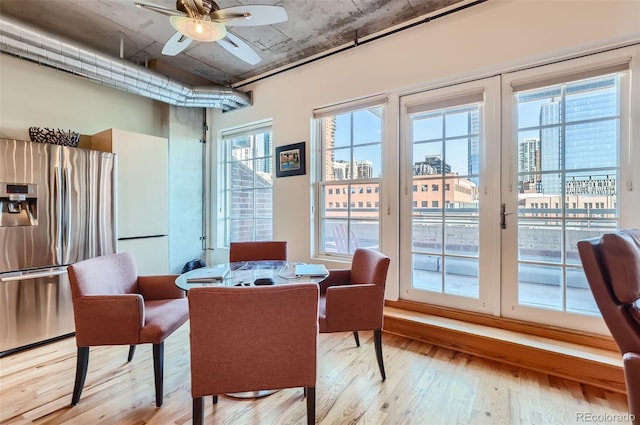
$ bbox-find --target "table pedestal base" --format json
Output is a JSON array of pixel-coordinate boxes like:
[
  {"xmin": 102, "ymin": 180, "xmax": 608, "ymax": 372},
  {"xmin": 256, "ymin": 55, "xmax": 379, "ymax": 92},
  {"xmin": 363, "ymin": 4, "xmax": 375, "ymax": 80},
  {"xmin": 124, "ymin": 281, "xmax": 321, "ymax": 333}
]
[{"xmin": 226, "ymin": 390, "xmax": 278, "ymax": 399}]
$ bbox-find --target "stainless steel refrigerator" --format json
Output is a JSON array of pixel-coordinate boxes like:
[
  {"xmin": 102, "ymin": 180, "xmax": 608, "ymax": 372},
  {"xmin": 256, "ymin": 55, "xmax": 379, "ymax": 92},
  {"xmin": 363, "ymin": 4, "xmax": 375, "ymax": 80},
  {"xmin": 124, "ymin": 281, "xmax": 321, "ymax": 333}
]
[{"xmin": 0, "ymin": 138, "xmax": 115, "ymax": 356}]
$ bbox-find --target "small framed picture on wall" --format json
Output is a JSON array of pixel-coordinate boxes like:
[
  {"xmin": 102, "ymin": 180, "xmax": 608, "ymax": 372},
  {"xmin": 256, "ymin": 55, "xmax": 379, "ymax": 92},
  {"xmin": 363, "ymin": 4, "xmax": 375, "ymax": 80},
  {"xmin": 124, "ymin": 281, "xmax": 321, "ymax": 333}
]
[{"xmin": 275, "ymin": 142, "xmax": 306, "ymax": 178}]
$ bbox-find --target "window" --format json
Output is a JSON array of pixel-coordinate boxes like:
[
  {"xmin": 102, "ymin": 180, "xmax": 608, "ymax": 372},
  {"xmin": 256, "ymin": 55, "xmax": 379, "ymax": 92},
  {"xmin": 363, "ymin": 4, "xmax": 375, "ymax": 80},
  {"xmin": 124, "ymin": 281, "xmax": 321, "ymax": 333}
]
[
  {"xmin": 315, "ymin": 97, "xmax": 385, "ymax": 256},
  {"xmin": 328, "ymin": 188, "xmax": 333, "ymax": 195},
  {"xmin": 221, "ymin": 124, "xmax": 273, "ymax": 244}
]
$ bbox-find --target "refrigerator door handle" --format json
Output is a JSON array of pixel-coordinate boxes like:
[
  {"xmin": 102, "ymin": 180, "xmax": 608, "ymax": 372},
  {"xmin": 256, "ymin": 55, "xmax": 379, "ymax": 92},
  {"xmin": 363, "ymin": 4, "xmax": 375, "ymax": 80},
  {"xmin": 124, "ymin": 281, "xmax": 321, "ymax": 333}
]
[
  {"xmin": 53, "ymin": 165, "xmax": 63, "ymax": 263},
  {"xmin": 0, "ymin": 268, "xmax": 67, "ymax": 282},
  {"xmin": 63, "ymin": 166, "xmax": 72, "ymax": 252}
]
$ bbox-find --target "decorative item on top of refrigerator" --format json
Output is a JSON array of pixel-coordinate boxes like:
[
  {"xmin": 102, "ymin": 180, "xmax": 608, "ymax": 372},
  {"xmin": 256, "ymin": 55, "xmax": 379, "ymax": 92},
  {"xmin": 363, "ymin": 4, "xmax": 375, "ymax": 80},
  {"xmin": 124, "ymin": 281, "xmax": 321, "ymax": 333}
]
[{"xmin": 0, "ymin": 138, "xmax": 116, "ymax": 356}]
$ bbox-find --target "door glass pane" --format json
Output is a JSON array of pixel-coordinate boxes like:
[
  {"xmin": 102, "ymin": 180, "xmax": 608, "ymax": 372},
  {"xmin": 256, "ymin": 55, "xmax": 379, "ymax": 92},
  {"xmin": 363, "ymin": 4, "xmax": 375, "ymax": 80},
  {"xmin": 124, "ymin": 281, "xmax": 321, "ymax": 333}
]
[
  {"xmin": 445, "ymin": 219, "xmax": 478, "ymax": 256},
  {"xmin": 518, "ymin": 263, "xmax": 563, "ymax": 310},
  {"xmin": 412, "ymin": 217, "xmax": 442, "ymax": 254},
  {"xmin": 445, "ymin": 257, "xmax": 479, "ymax": 298},
  {"xmin": 565, "ymin": 220, "xmax": 617, "ymax": 266},
  {"xmin": 413, "ymin": 253, "xmax": 442, "ymax": 292},
  {"xmin": 412, "ymin": 112, "xmax": 443, "ymax": 140},
  {"xmin": 410, "ymin": 99, "xmax": 482, "ymax": 300},
  {"xmin": 518, "ymin": 221, "xmax": 562, "ymax": 264},
  {"xmin": 566, "ymin": 267, "xmax": 598, "ymax": 315}
]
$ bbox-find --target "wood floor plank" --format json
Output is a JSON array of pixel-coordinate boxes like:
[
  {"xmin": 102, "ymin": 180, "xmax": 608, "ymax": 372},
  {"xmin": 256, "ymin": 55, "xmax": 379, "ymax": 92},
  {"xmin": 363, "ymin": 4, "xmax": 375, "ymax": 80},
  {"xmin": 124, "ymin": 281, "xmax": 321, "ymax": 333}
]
[{"xmin": 0, "ymin": 323, "xmax": 632, "ymax": 425}]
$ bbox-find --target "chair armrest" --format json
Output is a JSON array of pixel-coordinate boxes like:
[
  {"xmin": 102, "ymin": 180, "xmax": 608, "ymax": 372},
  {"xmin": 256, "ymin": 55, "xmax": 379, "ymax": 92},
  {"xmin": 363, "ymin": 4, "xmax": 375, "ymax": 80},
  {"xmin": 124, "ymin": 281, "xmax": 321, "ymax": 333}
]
[
  {"xmin": 137, "ymin": 275, "xmax": 185, "ymax": 300},
  {"xmin": 319, "ymin": 269, "xmax": 351, "ymax": 294},
  {"xmin": 623, "ymin": 352, "xmax": 640, "ymax": 418},
  {"xmin": 324, "ymin": 283, "xmax": 383, "ymax": 331},
  {"xmin": 73, "ymin": 294, "xmax": 144, "ymax": 346}
]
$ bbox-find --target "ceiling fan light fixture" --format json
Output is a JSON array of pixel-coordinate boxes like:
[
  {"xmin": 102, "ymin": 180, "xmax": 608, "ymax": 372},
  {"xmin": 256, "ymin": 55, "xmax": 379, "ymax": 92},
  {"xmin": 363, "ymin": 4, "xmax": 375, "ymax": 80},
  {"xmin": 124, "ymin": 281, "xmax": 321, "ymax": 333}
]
[{"xmin": 169, "ymin": 16, "xmax": 226, "ymax": 42}]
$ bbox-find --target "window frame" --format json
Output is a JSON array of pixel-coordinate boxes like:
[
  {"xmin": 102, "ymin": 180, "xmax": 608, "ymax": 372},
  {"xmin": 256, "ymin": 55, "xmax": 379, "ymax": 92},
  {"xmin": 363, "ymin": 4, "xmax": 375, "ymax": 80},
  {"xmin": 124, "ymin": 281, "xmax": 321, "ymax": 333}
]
[
  {"xmin": 313, "ymin": 96, "xmax": 387, "ymax": 259},
  {"xmin": 219, "ymin": 122, "xmax": 274, "ymax": 246}
]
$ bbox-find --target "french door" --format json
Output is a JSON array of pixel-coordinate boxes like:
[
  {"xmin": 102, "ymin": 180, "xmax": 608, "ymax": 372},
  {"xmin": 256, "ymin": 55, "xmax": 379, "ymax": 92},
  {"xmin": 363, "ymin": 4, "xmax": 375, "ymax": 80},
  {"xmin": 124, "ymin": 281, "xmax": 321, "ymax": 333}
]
[
  {"xmin": 399, "ymin": 45, "xmax": 639, "ymax": 332},
  {"xmin": 399, "ymin": 77, "xmax": 500, "ymax": 314},
  {"xmin": 500, "ymin": 50, "xmax": 636, "ymax": 333}
]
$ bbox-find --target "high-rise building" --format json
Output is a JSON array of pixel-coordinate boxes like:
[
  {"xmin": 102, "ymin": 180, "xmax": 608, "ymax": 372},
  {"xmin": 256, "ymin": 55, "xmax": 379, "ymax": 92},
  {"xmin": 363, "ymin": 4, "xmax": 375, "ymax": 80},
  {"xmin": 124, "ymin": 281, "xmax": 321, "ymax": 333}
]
[
  {"xmin": 413, "ymin": 155, "xmax": 451, "ymax": 175},
  {"xmin": 518, "ymin": 137, "xmax": 541, "ymax": 193}
]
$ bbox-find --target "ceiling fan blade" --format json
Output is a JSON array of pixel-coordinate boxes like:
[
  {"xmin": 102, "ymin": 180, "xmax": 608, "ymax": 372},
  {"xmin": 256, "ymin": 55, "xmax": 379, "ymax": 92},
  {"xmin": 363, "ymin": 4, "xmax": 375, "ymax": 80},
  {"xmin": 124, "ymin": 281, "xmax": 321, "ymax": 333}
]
[
  {"xmin": 134, "ymin": 2, "xmax": 186, "ymax": 17},
  {"xmin": 162, "ymin": 31, "xmax": 194, "ymax": 56},
  {"xmin": 210, "ymin": 5, "xmax": 288, "ymax": 27},
  {"xmin": 217, "ymin": 32, "xmax": 261, "ymax": 65}
]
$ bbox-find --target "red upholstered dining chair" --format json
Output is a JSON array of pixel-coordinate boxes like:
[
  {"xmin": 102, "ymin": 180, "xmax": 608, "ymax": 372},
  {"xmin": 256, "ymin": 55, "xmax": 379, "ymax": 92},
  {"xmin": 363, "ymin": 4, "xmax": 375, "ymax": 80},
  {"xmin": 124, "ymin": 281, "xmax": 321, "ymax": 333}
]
[
  {"xmin": 577, "ymin": 229, "xmax": 640, "ymax": 423},
  {"xmin": 67, "ymin": 252, "xmax": 188, "ymax": 407},
  {"xmin": 188, "ymin": 283, "xmax": 318, "ymax": 425},
  {"xmin": 318, "ymin": 248, "xmax": 391, "ymax": 380},
  {"xmin": 229, "ymin": 241, "xmax": 287, "ymax": 262}
]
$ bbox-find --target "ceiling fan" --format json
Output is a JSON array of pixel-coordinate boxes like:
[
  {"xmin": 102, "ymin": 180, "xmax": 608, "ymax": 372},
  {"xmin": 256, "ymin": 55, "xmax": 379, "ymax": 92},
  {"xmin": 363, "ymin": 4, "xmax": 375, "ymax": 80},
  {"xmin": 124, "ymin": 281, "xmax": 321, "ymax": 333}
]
[{"xmin": 134, "ymin": 0, "xmax": 287, "ymax": 64}]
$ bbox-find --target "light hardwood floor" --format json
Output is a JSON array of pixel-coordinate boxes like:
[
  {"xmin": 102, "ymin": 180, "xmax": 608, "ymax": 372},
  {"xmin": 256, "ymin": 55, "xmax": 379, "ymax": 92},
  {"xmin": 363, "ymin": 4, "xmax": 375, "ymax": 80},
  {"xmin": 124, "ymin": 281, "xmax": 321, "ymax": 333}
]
[{"xmin": 0, "ymin": 323, "xmax": 632, "ymax": 425}]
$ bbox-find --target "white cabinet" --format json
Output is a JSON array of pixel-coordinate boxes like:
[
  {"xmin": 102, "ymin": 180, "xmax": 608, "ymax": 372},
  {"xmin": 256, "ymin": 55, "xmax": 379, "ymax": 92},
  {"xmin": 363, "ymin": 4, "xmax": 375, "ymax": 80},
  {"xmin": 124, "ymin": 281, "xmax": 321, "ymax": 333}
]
[{"xmin": 92, "ymin": 129, "xmax": 169, "ymax": 274}]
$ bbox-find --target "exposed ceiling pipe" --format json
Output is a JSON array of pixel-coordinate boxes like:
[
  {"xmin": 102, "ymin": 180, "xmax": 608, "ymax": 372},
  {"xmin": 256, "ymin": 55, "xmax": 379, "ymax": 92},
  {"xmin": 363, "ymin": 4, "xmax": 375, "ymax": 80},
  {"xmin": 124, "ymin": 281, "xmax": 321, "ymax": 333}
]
[{"xmin": 0, "ymin": 16, "xmax": 251, "ymax": 111}]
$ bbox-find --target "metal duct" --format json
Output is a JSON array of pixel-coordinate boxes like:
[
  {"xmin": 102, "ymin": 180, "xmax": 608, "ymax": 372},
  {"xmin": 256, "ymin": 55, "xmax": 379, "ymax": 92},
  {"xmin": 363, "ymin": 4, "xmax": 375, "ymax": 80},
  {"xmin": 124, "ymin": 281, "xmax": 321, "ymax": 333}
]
[{"xmin": 0, "ymin": 16, "xmax": 251, "ymax": 111}]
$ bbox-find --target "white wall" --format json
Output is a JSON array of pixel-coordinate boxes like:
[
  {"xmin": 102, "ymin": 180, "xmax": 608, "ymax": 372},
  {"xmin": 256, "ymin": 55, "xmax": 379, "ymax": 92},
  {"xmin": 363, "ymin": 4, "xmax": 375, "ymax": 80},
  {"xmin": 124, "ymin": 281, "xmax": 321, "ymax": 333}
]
[
  {"xmin": 0, "ymin": 55, "xmax": 162, "ymax": 139},
  {"xmin": 209, "ymin": 0, "xmax": 640, "ymax": 299}
]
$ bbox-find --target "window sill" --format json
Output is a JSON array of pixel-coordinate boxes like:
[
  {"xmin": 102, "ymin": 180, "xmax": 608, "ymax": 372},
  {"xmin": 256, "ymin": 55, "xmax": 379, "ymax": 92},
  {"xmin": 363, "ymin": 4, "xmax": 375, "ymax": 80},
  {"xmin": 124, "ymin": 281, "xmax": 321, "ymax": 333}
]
[{"xmin": 383, "ymin": 300, "xmax": 625, "ymax": 394}]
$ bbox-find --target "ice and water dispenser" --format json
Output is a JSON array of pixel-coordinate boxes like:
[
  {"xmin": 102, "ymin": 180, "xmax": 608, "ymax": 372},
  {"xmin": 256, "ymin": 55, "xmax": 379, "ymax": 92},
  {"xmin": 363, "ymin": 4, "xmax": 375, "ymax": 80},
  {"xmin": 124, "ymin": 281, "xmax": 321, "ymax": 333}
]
[{"xmin": 0, "ymin": 183, "xmax": 38, "ymax": 227}]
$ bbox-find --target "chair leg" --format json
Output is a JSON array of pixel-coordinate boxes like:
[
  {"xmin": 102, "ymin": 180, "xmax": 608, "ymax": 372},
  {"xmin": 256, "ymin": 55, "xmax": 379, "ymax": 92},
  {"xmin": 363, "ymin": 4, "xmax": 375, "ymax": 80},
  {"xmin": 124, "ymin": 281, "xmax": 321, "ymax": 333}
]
[
  {"xmin": 353, "ymin": 331, "xmax": 360, "ymax": 347},
  {"xmin": 373, "ymin": 329, "xmax": 386, "ymax": 381},
  {"xmin": 153, "ymin": 342, "xmax": 164, "ymax": 407},
  {"xmin": 71, "ymin": 347, "xmax": 89, "ymax": 406},
  {"xmin": 306, "ymin": 387, "xmax": 315, "ymax": 425},
  {"xmin": 212, "ymin": 395, "xmax": 218, "ymax": 404},
  {"xmin": 127, "ymin": 345, "xmax": 136, "ymax": 362},
  {"xmin": 193, "ymin": 397, "xmax": 204, "ymax": 425}
]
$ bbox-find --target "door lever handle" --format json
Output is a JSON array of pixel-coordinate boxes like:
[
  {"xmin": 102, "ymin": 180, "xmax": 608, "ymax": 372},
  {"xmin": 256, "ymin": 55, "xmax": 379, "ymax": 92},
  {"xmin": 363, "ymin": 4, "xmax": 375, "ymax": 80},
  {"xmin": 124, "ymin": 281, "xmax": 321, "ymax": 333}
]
[{"xmin": 500, "ymin": 203, "xmax": 514, "ymax": 229}]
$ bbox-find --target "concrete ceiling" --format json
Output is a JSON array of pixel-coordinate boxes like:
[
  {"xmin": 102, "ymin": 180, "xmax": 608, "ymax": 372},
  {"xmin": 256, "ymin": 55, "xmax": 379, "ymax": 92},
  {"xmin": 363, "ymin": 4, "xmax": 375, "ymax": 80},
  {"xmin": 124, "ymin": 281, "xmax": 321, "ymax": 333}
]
[{"xmin": 0, "ymin": 0, "xmax": 467, "ymax": 88}]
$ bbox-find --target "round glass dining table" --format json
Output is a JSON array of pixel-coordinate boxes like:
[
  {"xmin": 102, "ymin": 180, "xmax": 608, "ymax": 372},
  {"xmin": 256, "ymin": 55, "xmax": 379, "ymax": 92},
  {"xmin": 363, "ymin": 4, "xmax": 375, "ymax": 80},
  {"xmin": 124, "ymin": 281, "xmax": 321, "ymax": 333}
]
[
  {"xmin": 175, "ymin": 259, "xmax": 328, "ymax": 399},
  {"xmin": 175, "ymin": 260, "xmax": 328, "ymax": 291}
]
